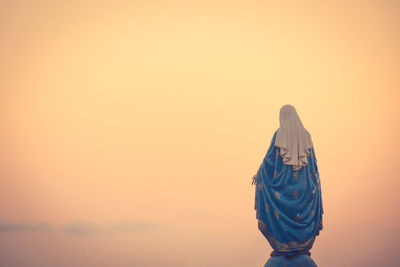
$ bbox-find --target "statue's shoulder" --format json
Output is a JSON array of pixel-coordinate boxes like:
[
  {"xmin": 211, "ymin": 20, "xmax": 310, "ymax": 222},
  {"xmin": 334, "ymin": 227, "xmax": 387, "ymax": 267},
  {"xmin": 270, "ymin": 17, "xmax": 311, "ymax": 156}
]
[{"xmin": 270, "ymin": 130, "xmax": 278, "ymax": 144}]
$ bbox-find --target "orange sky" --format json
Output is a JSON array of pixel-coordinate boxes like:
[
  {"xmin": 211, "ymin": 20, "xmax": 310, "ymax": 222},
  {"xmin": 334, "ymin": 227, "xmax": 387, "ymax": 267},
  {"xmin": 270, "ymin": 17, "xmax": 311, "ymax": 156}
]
[{"xmin": 0, "ymin": 1, "xmax": 399, "ymax": 266}]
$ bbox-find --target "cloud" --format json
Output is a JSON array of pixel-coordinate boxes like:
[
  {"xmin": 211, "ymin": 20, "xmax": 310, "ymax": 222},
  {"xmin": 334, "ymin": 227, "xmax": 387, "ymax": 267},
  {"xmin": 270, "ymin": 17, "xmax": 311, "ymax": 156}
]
[
  {"xmin": 61, "ymin": 221, "xmax": 100, "ymax": 236},
  {"xmin": 61, "ymin": 220, "xmax": 165, "ymax": 236},
  {"xmin": 0, "ymin": 218, "xmax": 53, "ymax": 232},
  {"xmin": 111, "ymin": 220, "xmax": 164, "ymax": 232},
  {"xmin": 0, "ymin": 218, "xmax": 165, "ymax": 236}
]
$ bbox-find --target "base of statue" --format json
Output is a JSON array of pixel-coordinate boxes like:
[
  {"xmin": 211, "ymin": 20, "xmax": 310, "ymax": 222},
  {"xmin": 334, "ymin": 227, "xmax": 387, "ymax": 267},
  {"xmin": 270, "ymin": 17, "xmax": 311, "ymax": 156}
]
[{"xmin": 264, "ymin": 254, "xmax": 318, "ymax": 267}]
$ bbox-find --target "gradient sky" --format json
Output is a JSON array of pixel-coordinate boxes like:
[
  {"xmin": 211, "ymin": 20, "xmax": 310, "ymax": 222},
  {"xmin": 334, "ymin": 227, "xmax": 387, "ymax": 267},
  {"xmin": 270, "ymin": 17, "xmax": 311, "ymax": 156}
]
[{"xmin": 0, "ymin": 1, "xmax": 399, "ymax": 266}]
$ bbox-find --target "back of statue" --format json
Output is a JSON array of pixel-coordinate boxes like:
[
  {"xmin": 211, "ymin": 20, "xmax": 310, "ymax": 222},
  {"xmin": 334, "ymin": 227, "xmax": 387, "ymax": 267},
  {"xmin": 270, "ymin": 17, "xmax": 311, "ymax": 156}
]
[{"xmin": 252, "ymin": 105, "xmax": 323, "ymax": 266}]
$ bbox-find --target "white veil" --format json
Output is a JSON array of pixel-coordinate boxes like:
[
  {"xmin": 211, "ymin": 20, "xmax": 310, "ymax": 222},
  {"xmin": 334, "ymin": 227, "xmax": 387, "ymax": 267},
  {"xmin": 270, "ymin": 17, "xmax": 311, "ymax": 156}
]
[{"xmin": 274, "ymin": 105, "xmax": 314, "ymax": 170}]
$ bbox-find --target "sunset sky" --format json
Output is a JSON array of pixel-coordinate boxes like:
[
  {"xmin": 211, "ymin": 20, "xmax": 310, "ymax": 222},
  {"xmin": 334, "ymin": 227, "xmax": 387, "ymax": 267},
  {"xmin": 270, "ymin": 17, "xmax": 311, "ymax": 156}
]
[{"xmin": 0, "ymin": 1, "xmax": 399, "ymax": 266}]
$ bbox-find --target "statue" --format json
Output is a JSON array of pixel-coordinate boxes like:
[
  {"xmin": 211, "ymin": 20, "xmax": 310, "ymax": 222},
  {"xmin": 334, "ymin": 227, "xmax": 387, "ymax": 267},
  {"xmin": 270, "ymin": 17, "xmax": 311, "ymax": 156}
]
[{"xmin": 252, "ymin": 105, "xmax": 323, "ymax": 267}]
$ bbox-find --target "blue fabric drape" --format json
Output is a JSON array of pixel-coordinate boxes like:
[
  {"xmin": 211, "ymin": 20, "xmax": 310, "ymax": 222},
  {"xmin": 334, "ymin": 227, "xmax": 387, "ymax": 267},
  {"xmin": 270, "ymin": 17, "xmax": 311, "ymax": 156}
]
[{"xmin": 255, "ymin": 130, "xmax": 323, "ymax": 256}]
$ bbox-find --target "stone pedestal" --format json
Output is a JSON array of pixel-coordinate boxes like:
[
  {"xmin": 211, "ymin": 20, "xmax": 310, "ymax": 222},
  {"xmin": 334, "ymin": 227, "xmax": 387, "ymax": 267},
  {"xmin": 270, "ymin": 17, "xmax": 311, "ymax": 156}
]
[{"xmin": 264, "ymin": 254, "xmax": 318, "ymax": 267}]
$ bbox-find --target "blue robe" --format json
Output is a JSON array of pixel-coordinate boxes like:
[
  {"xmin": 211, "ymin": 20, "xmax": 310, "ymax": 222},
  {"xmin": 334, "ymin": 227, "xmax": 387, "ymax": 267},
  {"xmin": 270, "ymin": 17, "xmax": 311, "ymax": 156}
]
[{"xmin": 255, "ymin": 130, "xmax": 323, "ymax": 258}]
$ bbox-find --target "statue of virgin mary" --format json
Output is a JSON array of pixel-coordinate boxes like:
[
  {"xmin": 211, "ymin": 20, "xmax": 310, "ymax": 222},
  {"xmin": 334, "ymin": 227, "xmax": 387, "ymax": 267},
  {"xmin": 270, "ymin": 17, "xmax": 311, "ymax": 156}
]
[{"xmin": 253, "ymin": 105, "xmax": 324, "ymax": 267}]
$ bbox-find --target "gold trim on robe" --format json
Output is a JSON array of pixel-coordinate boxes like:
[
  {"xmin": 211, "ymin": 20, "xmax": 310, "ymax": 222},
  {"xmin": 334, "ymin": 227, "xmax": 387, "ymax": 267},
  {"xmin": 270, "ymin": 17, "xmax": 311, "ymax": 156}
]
[{"xmin": 258, "ymin": 220, "xmax": 316, "ymax": 252}]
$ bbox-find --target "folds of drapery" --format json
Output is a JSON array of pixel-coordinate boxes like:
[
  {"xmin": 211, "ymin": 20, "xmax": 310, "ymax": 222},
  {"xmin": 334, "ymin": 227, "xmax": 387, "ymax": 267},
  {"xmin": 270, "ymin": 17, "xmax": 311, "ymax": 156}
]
[{"xmin": 254, "ymin": 130, "xmax": 323, "ymax": 254}]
